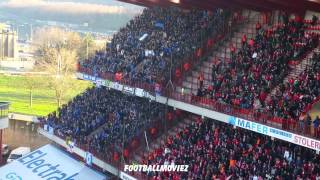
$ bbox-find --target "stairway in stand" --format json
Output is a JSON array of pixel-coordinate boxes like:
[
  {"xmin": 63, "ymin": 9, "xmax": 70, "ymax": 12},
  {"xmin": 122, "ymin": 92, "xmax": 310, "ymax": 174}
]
[
  {"xmin": 265, "ymin": 45, "xmax": 320, "ymax": 101},
  {"xmin": 176, "ymin": 11, "xmax": 261, "ymax": 95},
  {"xmin": 131, "ymin": 116, "xmax": 194, "ymax": 163}
]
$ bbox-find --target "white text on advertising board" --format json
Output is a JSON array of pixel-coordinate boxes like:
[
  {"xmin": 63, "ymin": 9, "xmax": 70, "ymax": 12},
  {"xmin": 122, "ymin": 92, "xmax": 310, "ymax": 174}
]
[
  {"xmin": 18, "ymin": 150, "xmax": 79, "ymax": 179},
  {"xmin": 293, "ymin": 134, "xmax": 320, "ymax": 151},
  {"xmin": 228, "ymin": 117, "xmax": 293, "ymax": 141}
]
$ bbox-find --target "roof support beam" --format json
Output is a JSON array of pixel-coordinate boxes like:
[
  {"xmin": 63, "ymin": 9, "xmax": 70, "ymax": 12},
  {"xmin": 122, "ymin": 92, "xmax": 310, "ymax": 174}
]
[{"xmin": 116, "ymin": 0, "xmax": 320, "ymax": 14}]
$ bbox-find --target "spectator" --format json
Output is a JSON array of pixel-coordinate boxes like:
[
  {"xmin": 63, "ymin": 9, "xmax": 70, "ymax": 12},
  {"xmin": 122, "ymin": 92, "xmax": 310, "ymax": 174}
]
[
  {"xmin": 203, "ymin": 17, "xmax": 318, "ymax": 130},
  {"xmin": 299, "ymin": 114, "xmax": 305, "ymax": 133},
  {"xmin": 43, "ymin": 87, "xmax": 167, "ymax": 158},
  {"xmin": 314, "ymin": 116, "xmax": 320, "ymax": 137},
  {"xmin": 312, "ymin": 15, "xmax": 318, "ymax": 26},
  {"xmin": 198, "ymin": 72, "xmax": 204, "ymax": 89},
  {"xmin": 268, "ymin": 52, "xmax": 320, "ymax": 130},
  {"xmin": 306, "ymin": 114, "xmax": 312, "ymax": 135},
  {"xmin": 248, "ymin": 38, "xmax": 254, "ymax": 47},
  {"xmin": 81, "ymin": 7, "xmax": 229, "ymax": 85},
  {"xmin": 256, "ymin": 22, "xmax": 261, "ymax": 31},
  {"xmin": 144, "ymin": 118, "xmax": 320, "ymax": 179},
  {"xmin": 241, "ymin": 34, "xmax": 247, "ymax": 45}
]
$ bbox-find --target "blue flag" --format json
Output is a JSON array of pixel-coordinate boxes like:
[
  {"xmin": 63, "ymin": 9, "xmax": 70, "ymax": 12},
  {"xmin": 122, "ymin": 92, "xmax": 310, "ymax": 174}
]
[{"xmin": 155, "ymin": 21, "xmax": 164, "ymax": 29}]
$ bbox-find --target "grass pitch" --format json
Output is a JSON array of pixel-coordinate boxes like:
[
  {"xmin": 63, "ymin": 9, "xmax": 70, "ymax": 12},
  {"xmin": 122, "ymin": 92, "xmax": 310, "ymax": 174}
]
[{"xmin": 0, "ymin": 74, "xmax": 91, "ymax": 116}]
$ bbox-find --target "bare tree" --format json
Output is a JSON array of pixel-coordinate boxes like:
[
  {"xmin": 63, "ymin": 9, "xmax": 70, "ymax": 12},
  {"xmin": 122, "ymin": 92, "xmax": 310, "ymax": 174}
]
[
  {"xmin": 22, "ymin": 74, "xmax": 40, "ymax": 108},
  {"xmin": 34, "ymin": 27, "xmax": 79, "ymax": 107},
  {"xmin": 78, "ymin": 33, "xmax": 104, "ymax": 62},
  {"xmin": 33, "ymin": 27, "xmax": 81, "ymax": 50}
]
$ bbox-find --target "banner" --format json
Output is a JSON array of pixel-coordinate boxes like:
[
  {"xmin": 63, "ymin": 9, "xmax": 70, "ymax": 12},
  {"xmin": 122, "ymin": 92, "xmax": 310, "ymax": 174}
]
[
  {"xmin": 95, "ymin": 78, "xmax": 105, "ymax": 87},
  {"xmin": 228, "ymin": 117, "xmax": 293, "ymax": 142},
  {"xmin": 44, "ymin": 124, "xmax": 48, "ymax": 131},
  {"xmin": 293, "ymin": 134, "xmax": 320, "ymax": 151},
  {"xmin": 83, "ymin": 74, "xmax": 96, "ymax": 82},
  {"xmin": 85, "ymin": 152, "xmax": 93, "ymax": 166},
  {"xmin": 144, "ymin": 91, "xmax": 156, "ymax": 101},
  {"xmin": 139, "ymin": 33, "xmax": 148, "ymax": 41},
  {"xmin": 105, "ymin": 79, "xmax": 113, "ymax": 89},
  {"xmin": 135, "ymin": 88, "xmax": 144, "ymax": 97},
  {"xmin": 123, "ymin": 86, "xmax": 135, "ymax": 95},
  {"xmin": 228, "ymin": 116, "xmax": 320, "ymax": 151},
  {"xmin": 120, "ymin": 172, "xmax": 137, "ymax": 180},
  {"xmin": 145, "ymin": 50, "xmax": 155, "ymax": 57},
  {"xmin": 76, "ymin": 72, "xmax": 84, "ymax": 79},
  {"xmin": 113, "ymin": 82, "xmax": 123, "ymax": 91},
  {"xmin": 135, "ymin": 89, "xmax": 156, "ymax": 101},
  {"xmin": 155, "ymin": 21, "xmax": 164, "ymax": 29},
  {"xmin": 48, "ymin": 126, "xmax": 54, "ymax": 135}
]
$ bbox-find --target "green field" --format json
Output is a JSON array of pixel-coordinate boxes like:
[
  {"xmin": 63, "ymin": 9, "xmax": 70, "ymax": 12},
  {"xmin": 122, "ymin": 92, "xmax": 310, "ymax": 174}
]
[{"xmin": 0, "ymin": 74, "xmax": 91, "ymax": 116}]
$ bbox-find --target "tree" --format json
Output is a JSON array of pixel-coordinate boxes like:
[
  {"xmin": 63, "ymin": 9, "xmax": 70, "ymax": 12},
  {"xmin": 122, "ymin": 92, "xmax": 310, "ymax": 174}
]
[
  {"xmin": 22, "ymin": 74, "xmax": 40, "ymax": 108},
  {"xmin": 39, "ymin": 47, "xmax": 77, "ymax": 107},
  {"xmin": 34, "ymin": 27, "xmax": 104, "ymax": 62},
  {"xmin": 78, "ymin": 33, "xmax": 104, "ymax": 62},
  {"xmin": 33, "ymin": 27, "xmax": 81, "ymax": 50},
  {"xmin": 34, "ymin": 27, "xmax": 79, "ymax": 107}
]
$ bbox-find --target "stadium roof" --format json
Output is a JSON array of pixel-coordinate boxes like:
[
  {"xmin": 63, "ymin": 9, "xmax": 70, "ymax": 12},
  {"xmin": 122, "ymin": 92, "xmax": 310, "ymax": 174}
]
[
  {"xmin": 118, "ymin": 0, "xmax": 320, "ymax": 13},
  {"xmin": 0, "ymin": 144, "xmax": 107, "ymax": 180}
]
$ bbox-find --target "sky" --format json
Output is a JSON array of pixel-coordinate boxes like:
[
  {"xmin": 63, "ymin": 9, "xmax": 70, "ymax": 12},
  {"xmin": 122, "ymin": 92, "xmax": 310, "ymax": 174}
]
[
  {"xmin": 0, "ymin": 0, "xmax": 143, "ymax": 15},
  {"xmin": 0, "ymin": 0, "xmax": 145, "ymax": 38}
]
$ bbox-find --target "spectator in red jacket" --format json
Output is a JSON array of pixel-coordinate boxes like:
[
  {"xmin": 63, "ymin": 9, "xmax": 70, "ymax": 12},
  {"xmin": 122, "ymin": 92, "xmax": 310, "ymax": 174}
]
[
  {"xmin": 183, "ymin": 62, "xmax": 190, "ymax": 72},
  {"xmin": 241, "ymin": 34, "xmax": 247, "ymax": 46},
  {"xmin": 248, "ymin": 38, "xmax": 254, "ymax": 47},
  {"xmin": 145, "ymin": 118, "xmax": 320, "ymax": 179}
]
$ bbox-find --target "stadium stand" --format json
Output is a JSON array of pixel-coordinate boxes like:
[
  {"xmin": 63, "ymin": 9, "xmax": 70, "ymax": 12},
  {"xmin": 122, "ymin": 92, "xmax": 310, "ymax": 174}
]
[
  {"xmin": 177, "ymin": 13, "xmax": 320, "ymax": 135},
  {"xmin": 190, "ymin": 18, "xmax": 318, "ymax": 108},
  {"xmin": 80, "ymin": 7, "xmax": 231, "ymax": 85},
  {"xmin": 142, "ymin": 117, "xmax": 320, "ymax": 180},
  {"xmin": 43, "ymin": 87, "xmax": 171, "ymax": 162},
  {"xmin": 269, "ymin": 52, "xmax": 320, "ymax": 134},
  {"xmin": 40, "ymin": 5, "xmax": 320, "ymax": 179}
]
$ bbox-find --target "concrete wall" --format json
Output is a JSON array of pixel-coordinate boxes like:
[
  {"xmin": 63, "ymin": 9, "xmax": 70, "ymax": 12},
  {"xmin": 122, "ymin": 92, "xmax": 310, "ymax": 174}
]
[
  {"xmin": 8, "ymin": 113, "xmax": 39, "ymax": 123},
  {"xmin": 0, "ymin": 60, "xmax": 34, "ymax": 70}
]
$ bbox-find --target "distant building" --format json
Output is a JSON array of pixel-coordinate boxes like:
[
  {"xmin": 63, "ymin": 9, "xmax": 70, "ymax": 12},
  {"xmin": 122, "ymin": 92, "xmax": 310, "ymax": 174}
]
[{"xmin": 0, "ymin": 26, "xmax": 18, "ymax": 60}]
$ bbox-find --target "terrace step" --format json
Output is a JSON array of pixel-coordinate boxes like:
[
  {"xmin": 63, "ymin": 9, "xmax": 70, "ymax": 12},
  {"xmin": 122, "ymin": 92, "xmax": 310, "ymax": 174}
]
[
  {"xmin": 132, "ymin": 117, "xmax": 194, "ymax": 163},
  {"xmin": 266, "ymin": 46, "xmax": 320, "ymax": 99}
]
